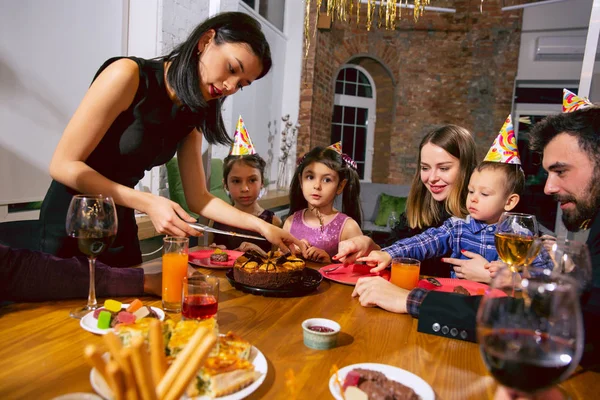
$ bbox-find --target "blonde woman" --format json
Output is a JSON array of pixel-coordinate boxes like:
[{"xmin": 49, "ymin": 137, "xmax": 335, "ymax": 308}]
[{"xmin": 335, "ymin": 125, "xmax": 486, "ymax": 279}]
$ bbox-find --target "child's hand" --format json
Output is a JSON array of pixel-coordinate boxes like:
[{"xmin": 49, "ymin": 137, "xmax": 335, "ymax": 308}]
[
  {"xmin": 356, "ymin": 250, "xmax": 392, "ymax": 273},
  {"xmin": 444, "ymin": 251, "xmax": 491, "ymax": 283},
  {"xmin": 485, "ymin": 260, "xmax": 506, "ymax": 278},
  {"xmin": 540, "ymin": 234, "xmax": 557, "ymax": 253},
  {"xmin": 236, "ymin": 242, "xmax": 267, "ymax": 257},
  {"xmin": 304, "ymin": 246, "xmax": 331, "ymax": 263}
]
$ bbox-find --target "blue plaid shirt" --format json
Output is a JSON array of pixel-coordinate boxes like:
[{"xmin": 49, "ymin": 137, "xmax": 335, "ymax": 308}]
[{"xmin": 383, "ymin": 216, "xmax": 552, "ymax": 278}]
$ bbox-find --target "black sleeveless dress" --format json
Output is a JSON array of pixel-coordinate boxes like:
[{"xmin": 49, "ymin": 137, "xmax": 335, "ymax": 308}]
[
  {"xmin": 39, "ymin": 57, "xmax": 198, "ymax": 267},
  {"xmin": 212, "ymin": 210, "xmax": 274, "ymax": 252}
]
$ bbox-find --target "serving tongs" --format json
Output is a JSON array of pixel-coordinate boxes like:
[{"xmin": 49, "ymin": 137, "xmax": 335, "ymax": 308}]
[{"xmin": 187, "ymin": 222, "xmax": 267, "ymax": 241}]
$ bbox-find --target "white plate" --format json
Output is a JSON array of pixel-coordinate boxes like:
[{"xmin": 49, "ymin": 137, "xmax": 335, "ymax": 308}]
[
  {"xmin": 80, "ymin": 304, "xmax": 165, "ymax": 335},
  {"xmin": 328, "ymin": 363, "xmax": 435, "ymax": 400},
  {"xmin": 90, "ymin": 346, "xmax": 267, "ymax": 400}
]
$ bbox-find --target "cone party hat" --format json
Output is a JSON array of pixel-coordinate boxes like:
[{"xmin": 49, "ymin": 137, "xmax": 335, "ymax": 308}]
[
  {"xmin": 229, "ymin": 115, "xmax": 256, "ymax": 155},
  {"xmin": 483, "ymin": 115, "xmax": 521, "ymax": 165},
  {"xmin": 563, "ymin": 89, "xmax": 593, "ymax": 113},
  {"xmin": 327, "ymin": 141, "xmax": 343, "ymax": 154}
]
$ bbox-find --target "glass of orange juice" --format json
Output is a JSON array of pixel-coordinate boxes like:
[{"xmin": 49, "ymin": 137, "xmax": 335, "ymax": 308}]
[
  {"xmin": 390, "ymin": 258, "xmax": 421, "ymax": 290},
  {"xmin": 162, "ymin": 236, "xmax": 189, "ymax": 312}
]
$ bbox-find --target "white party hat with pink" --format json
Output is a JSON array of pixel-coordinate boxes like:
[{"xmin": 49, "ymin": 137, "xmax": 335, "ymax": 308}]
[{"xmin": 563, "ymin": 89, "xmax": 593, "ymax": 113}]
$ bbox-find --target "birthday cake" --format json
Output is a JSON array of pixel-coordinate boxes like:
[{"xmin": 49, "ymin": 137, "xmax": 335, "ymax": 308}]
[{"xmin": 233, "ymin": 250, "xmax": 305, "ymax": 289}]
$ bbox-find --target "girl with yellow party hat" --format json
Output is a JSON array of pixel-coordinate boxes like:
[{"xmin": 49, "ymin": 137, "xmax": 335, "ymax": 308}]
[
  {"xmin": 209, "ymin": 116, "xmax": 282, "ymax": 254},
  {"xmin": 358, "ymin": 115, "xmax": 553, "ymax": 281}
]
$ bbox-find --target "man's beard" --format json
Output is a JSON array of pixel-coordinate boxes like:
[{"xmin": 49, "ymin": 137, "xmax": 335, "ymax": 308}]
[{"xmin": 555, "ymin": 173, "xmax": 600, "ymax": 231}]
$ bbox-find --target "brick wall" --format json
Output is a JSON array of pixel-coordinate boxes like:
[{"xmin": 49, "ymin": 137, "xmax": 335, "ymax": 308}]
[{"xmin": 299, "ymin": 0, "xmax": 522, "ymax": 184}]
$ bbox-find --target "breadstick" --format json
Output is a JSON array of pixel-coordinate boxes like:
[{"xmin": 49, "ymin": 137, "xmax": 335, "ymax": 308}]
[
  {"xmin": 103, "ymin": 332, "xmax": 138, "ymax": 400},
  {"xmin": 105, "ymin": 361, "xmax": 126, "ymax": 400},
  {"xmin": 149, "ymin": 319, "xmax": 167, "ymax": 386},
  {"xmin": 83, "ymin": 345, "xmax": 108, "ymax": 385},
  {"xmin": 130, "ymin": 336, "xmax": 158, "ymax": 400},
  {"xmin": 161, "ymin": 328, "xmax": 217, "ymax": 400},
  {"xmin": 121, "ymin": 347, "xmax": 140, "ymax": 400},
  {"xmin": 156, "ymin": 326, "xmax": 212, "ymax": 398}
]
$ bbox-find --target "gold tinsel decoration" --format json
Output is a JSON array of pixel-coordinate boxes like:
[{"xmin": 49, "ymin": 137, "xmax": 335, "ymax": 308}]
[
  {"xmin": 304, "ymin": 0, "xmax": 434, "ymax": 56},
  {"xmin": 367, "ymin": 0, "xmax": 375, "ymax": 31}
]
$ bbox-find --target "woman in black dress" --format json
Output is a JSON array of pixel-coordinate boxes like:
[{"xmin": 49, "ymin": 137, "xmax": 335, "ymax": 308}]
[{"xmin": 39, "ymin": 12, "xmax": 303, "ymax": 267}]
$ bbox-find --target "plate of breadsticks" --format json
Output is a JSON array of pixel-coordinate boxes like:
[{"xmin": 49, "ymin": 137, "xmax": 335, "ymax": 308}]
[{"xmin": 85, "ymin": 318, "xmax": 267, "ymax": 399}]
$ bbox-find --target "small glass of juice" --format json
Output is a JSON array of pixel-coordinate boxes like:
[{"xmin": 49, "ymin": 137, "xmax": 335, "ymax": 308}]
[
  {"xmin": 182, "ymin": 275, "xmax": 219, "ymax": 320},
  {"xmin": 162, "ymin": 236, "xmax": 189, "ymax": 312},
  {"xmin": 390, "ymin": 257, "xmax": 421, "ymax": 290}
]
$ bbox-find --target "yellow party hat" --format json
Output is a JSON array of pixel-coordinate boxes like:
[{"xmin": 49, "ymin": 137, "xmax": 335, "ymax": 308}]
[
  {"xmin": 229, "ymin": 115, "xmax": 256, "ymax": 155},
  {"xmin": 483, "ymin": 115, "xmax": 521, "ymax": 165},
  {"xmin": 326, "ymin": 141, "xmax": 357, "ymax": 170},
  {"xmin": 563, "ymin": 89, "xmax": 593, "ymax": 113},
  {"xmin": 327, "ymin": 141, "xmax": 343, "ymax": 154}
]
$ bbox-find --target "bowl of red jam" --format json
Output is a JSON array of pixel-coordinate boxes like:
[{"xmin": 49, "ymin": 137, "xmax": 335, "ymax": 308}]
[{"xmin": 302, "ymin": 318, "xmax": 341, "ymax": 350}]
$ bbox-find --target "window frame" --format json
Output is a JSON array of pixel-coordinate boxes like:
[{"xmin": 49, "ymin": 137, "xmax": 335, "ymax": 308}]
[{"xmin": 332, "ymin": 64, "xmax": 376, "ymax": 182}]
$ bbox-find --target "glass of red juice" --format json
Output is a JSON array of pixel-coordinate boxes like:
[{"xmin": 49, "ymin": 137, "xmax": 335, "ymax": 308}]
[{"xmin": 182, "ymin": 275, "xmax": 219, "ymax": 320}]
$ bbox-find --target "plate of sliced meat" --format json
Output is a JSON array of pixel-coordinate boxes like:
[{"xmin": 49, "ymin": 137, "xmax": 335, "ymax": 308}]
[{"xmin": 329, "ymin": 363, "xmax": 435, "ymax": 400}]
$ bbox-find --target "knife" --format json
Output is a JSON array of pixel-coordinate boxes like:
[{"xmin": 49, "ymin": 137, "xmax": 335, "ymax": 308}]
[{"xmin": 187, "ymin": 222, "xmax": 267, "ymax": 241}]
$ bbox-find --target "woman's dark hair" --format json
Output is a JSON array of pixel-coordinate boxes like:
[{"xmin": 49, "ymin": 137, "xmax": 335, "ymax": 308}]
[
  {"xmin": 165, "ymin": 12, "xmax": 272, "ymax": 146},
  {"xmin": 288, "ymin": 146, "xmax": 362, "ymax": 227},
  {"xmin": 222, "ymin": 154, "xmax": 267, "ymax": 185}
]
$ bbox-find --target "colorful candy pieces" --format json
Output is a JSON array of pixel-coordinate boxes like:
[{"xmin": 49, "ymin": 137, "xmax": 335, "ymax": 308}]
[
  {"xmin": 133, "ymin": 307, "xmax": 150, "ymax": 321},
  {"xmin": 97, "ymin": 310, "xmax": 113, "ymax": 329},
  {"xmin": 115, "ymin": 311, "xmax": 136, "ymax": 325},
  {"xmin": 104, "ymin": 299, "xmax": 122, "ymax": 312},
  {"xmin": 126, "ymin": 299, "xmax": 143, "ymax": 313}
]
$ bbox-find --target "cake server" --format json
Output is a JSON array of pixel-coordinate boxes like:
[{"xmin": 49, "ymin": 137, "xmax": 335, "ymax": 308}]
[{"xmin": 187, "ymin": 222, "xmax": 267, "ymax": 241}]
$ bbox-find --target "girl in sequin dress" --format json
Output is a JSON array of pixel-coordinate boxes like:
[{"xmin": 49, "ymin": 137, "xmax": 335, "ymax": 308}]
[{"xmin": 283, "ymin": 144, "xmax": 363, "ymax": 263}]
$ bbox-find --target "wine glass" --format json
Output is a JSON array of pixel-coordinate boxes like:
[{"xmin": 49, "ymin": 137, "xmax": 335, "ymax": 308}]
[
  {"xmin": 387, "ymin": 211, "xmax": 400, "ymax": 230},
  {"xmin": 546, "ymin": 238, "xmax": 593, "ymax": 299},
  {"xmin": 477, "ymin": 266, "xmax": 584, "ymax": 397},
  {"xmin": 66, "ymin": 194, "xmax": 118, "ymax": 319},
  {"xmin": 495, "ymin": 212, "xmax": 539, "ymax": 275}
]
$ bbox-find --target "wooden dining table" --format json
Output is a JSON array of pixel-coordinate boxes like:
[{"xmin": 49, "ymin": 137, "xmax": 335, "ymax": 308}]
[{"xmin": 0, "ymin": 254, "xmax": 597, "ymax": 399}]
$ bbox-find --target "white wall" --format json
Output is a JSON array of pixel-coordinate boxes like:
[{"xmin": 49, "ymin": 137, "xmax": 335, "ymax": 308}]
[
  {"xmin": 213, "ymin": 0, "xmax": 304, "ymax": 191},
  {"xmin": 518, "ymin": 0, "xmax": 598, "ymax": 81},
  {"xmin": 0, "ymin": 0, "xmax": 128, "ymax": 220},
  {"xmin": 0, "ymin": 0, "xmax": 303, "ymax": 222}
]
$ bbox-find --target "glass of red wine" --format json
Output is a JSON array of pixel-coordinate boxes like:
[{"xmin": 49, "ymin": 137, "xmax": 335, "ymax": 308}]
[
  {"xmin": 66, "ymin": 194, "xmax": 118, "ymax": 319},
  {"xmin": 477, "ymin": 266, "xmax": 584, "ymax": 397},
  {"xmin": 182, "ymin": 274, "xmax": 219, "ymax": 320}
]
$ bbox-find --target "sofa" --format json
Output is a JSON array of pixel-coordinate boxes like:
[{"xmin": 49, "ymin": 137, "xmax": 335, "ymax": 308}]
[
  {"xmin": 334, "ymin": 181, "xmax": 410, "ymax": 237},
  {"xmin": 360, "ymin": 182, "xmax": 410, "ymax": 232}
]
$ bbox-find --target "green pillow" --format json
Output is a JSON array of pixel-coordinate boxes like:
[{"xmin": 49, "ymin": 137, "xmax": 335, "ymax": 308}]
[
  {"xmin": 374, "ymin": 193, "xmax": 407, "ymax": 226},
  {"xmin": 165, "ymin": 158, "xmax": 199, "ymax": 219},
  {"xmin": 209, "ymin": 158, "xmax": 230, "ymax": 203}
]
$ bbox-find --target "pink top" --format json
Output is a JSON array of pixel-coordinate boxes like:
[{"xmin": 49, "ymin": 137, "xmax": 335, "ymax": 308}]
[{"xmin": 289, "ymin": 210, "xmax": 350, "ymax": 257}]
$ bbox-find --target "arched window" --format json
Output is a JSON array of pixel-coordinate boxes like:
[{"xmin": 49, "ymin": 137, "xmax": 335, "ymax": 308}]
[{"xmin": 331, "ymin": 65, "xmax": 376, "ymax": 181}]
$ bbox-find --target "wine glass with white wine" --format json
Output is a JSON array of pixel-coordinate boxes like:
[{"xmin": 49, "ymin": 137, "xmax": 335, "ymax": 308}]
[
  {"xmin": 495, "ymin": 212, "xmax": 539, "ymax": 275},
  {"xmin": 65, "ymin": 194, "xmax": 118, "ymax": 319}
]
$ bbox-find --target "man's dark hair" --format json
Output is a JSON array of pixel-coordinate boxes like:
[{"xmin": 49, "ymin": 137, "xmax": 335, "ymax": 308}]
[{"xmin": 529, "ymin": 107, "xmax": 600, "ymax": 168}]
